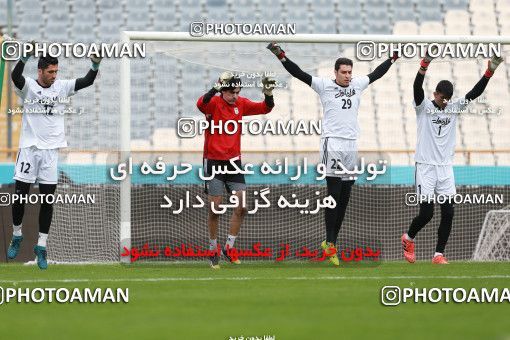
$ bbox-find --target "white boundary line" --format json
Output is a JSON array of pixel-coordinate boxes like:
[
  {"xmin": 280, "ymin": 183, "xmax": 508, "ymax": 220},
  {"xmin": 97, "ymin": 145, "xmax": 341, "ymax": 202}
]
[{"xmin": 1, "ymin": 275, "xmax": 509, "ymax": 284}]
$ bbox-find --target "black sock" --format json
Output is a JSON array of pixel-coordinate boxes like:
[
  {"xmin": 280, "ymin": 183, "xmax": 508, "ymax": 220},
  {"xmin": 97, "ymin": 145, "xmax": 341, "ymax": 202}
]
[
  {"xmin": 325, "ymin": 177, "xmax": 340, "ymax": 243},
  {"xmin": 39, "ymin": 184, "xmax": 57, "ymax": 234},
  {"xmin": 435, "ymin": 202, "xmax": 454, "ymax": 253},
  {"xmin": 333, "ymin": 180, "xmax": 353, "ymax": 242},
  {"xmin": 325, "ymin": 177, "xmax": 353, "ymax": 244},
  {"xmin": 12, "ymin": 180, "xmax": 31, "ymax": 226},
  {"xmin": 407, "ymin": 202, "xmax": 434, "ymax": 239}
]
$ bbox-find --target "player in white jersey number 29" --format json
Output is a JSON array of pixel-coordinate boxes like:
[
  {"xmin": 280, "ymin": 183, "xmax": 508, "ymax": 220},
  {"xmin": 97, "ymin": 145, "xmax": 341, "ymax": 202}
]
[{"xmin": 6, "ymin": 42, "xmax": 102, "ymax": 269}]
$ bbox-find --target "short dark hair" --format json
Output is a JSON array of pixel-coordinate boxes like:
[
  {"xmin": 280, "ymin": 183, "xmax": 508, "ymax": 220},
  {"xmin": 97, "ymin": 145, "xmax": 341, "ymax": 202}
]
[
  {"xmin": 335, "ymin": 57, "xmax": 353, "ymax": 71},
  {"xmin": 435, "ymin": 80, "xmax": 453, "ymax": 98},
  {"xmin": 38, "ymin": 56, "xmax": 58, "ymax": 70},
  {"xmin": 220, "ymin": 76, "xmax": 242, "ymax": 92}
]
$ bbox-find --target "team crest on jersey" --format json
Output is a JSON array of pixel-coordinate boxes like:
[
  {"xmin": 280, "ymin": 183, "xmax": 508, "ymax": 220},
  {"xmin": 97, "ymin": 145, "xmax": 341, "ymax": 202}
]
[
  {"xmin": 335, "ymin": 88, "xmax": 356, "ymax": 98},
  {"xmin": 234, "ymin": 107, "xmax": 239, "ymax": 115},
  {"xmin": 432, "ymin": 117, "xmax": 451, "ymax": 126}
]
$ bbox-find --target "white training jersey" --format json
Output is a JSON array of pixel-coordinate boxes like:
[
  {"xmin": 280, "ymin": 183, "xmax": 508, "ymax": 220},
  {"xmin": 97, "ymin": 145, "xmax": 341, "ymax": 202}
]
[
  {"xmin": 414, "ymin": 98, "xmax": 469, "ymax": 165},
  {"xmin": 15, "ymin": 77, "xmax": 76, "ymax": 149},
  {"xmin": 311, "ymin": 75, "xmax": 370, "ymax": 139}
]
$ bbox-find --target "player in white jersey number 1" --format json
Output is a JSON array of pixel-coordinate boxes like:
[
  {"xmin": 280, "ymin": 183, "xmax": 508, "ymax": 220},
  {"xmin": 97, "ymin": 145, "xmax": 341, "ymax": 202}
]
[
  {"xmin": 6, "ymin": 42, "xmax": 102, "ymax": 269},
  {"xmin": 401, "ymin": 48, "xmax": 504, "ymax": 264},
  {"xmin": 268, "ymin": 42, "xmax": 398, "ymax": 266}
]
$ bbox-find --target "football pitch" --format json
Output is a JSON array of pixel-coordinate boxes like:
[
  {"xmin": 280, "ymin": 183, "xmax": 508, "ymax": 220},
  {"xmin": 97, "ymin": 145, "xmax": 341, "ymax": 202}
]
[{"xmin": 0, "ymin": 261, "xmax": 509, "ymax": 339}]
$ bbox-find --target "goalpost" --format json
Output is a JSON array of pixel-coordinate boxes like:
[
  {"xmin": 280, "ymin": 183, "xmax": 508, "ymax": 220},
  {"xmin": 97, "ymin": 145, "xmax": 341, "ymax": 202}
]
[
  {"xmin": 45, "ymin": 32, "xmax": 510, "ymax": 263},
  {"xmin": 473, "ymin": 206, "xmax": 510, "ymax": 261}
]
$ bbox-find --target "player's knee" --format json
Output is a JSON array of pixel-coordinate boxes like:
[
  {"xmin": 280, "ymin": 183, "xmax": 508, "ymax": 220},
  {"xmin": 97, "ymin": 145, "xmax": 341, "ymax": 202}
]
[
  {"xmin": 208, "ymin": 199, "xmax": 223, "ymax": 217},
  {"xmin": 39, "ymin": 183, "xmax": 57, "ymax": 195},
  {"xmin": 419, "ymin": 202, "xmax": 434, "ymax": 223},
  {"xmin": 234, "ymin": 206, "xmax": 247, "ymax": 217},
  {"xmin": 15, "ymin": 180, "xmax": 31, "ymax": 195},
  {"xmin": 208, "ymin": 206, "xmax": 221, "ymax": 217}
]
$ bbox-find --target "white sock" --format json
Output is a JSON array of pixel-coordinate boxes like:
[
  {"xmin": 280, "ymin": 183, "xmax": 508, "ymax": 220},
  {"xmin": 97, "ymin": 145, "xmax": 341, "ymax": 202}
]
[
  {"xmin": 13, "ymin": 224, "xmax": 22, "ymax": 237},
  {"xmin": 37, "ymin": 233, "xmax": 48, "ymax": 248},
  {"xmin": 434, "ymin": 252, "xmax": 443, "ymax": 257},
  {"xmin": 405, "ymin": 233, "xmax": 413, "ymax": 241},
  {"xmin": 225, "ymin": 234, "xmax": 237, "ymax": 249},
  {"xmin": 209, "ymin": 239, "xmax": 217, "ymax": 251}
]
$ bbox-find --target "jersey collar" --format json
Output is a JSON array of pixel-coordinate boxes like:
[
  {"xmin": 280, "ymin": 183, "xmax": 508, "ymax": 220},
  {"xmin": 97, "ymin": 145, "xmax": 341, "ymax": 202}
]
[
  {"xmin": 332, "ymin": 79, "xmax": 349, "ymax": 88},
  {"xmin": 36, "ymin": 79, "xmax": 51, "ymax": 89}
]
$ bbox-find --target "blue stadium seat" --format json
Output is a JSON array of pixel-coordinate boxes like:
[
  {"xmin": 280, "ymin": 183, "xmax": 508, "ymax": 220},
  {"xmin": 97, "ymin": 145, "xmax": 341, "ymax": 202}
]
[
  {"xmin": 366, "ymin": 20, "xmax": 393, "ymax": 34},
  {"xmin": 314, "ymin": 21, "xmax": 338, "ymax": 34},
  {"xmin": 418, "ymin": 7, "xmax": 443, "ymax": 21},
  {"xmin": 0, "ymin": 13, "xmax": 7, "ymax": 27},
  {"xmin": 153, "ymin": 0, "xmax": 175, "ymax": 8},
  {"xmin": 339, "ymin": 17, "xmax": 364, "ymax": 33},
  {"xmin": 364, "ymin": 0, "xmax": 389, "ymax": 11},
  {"xmin": 126, "ymin": 12, "xmax": 151, "ymax": 31},
  {"xmin": 393, "ymin": 7, "xmax": 416, "ymax": 21},
  {"xmin": 16, "ymin": 22, "xmax": 41, "ymax": 39},
  {"xmin": 18, "ymin": 0, "xmax": 42, "ymax": 12},
  {"xmin": 206, "ymin": 0, "xmax": 228, "ymax": 6},
  {"xmin": 205, "ymin": 7, "xmax": 231, "ymax": 22},
  {"xmin": 448, "ymin": 0, "xmax": 470, "ymax": 9},
  {"xmin": 339, "ymin": 4, "xmax": 363, "ymax": 20}
]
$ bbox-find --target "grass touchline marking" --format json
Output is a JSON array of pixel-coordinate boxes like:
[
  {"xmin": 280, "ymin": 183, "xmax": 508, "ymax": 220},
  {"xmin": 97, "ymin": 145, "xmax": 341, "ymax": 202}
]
[{"xmin": 1, "ymin": 275, "xmax": 509, "ymax": 284}]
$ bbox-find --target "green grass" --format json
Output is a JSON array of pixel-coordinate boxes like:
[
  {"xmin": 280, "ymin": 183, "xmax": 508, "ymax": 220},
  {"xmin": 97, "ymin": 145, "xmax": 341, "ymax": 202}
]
[{"xmin": 0, "ymin": 261, "xmax": 509, "ymax": 340}]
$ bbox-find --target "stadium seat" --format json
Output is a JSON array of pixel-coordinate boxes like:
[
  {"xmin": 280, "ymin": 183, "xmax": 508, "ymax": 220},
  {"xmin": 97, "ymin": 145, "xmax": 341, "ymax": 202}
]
[
  {"xmin": 131, "ymin": 139, "xmax": 152, "ymax": 151},
  {"xmin": 153, "ymin": 0, "xmax": 175, "ymax": 8},
  {"xmin": 338, "ymin": 1, "xmax": 362, "ymax": 20},
  {"xmin": 0, "ymin": 1, "xmax": 8, "ymax": 25},
  {"xmin": 469, "ymin": 0, "xmax": 495, "ymax": 13},
  {"xmin": 18, "ymin": 0, "xmax": 42, "ymax": 12},
  {"xmin": 496, "ymin": 0, "xmax": 510, "ymax": 17},
  {"xmin": 393, "ymin": 21, "xmax": 419, "ymax": 35},
  {"xmin": 367, "ymin": 21, "xmax": 392, "ymax": 34},
  {"xmin": 393, "ymin": 8, "xmax": 416, "ymax": 21},
  {"xmin": 16, "ymin": 23, "xmax": 42, "ymax": 39},
  {"xmin": 418, "ymin": 7, "xmax": 443, "ymax": 21},
  {"xmin": 473, "ymin": 22, "xmax": 499, "ymax": 35},
  {"xmin": 420, "ymin": 21, "xmax": 445, "ymax": 34},
  {"xmin": 206, "ymin": 7, "xmax": 231, "ymax": 22},
  {"xmin": 448, "ymin": 0, "xmax": 469, "ymax": 9}
]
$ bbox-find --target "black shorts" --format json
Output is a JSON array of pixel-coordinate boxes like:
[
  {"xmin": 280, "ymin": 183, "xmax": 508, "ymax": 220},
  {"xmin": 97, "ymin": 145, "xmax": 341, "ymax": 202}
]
[{"xmin": 203, "ymin": 158, "xmax": 247, "ymax": 196}]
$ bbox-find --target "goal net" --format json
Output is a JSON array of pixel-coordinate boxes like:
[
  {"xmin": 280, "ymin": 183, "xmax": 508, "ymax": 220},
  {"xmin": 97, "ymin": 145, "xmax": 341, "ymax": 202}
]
[
  {"xmin": 26, "ymin": 33, "xmax": 509, "ymax": 263},
  {"xmin": 473, "ymin": 206, "xmax": 510, "ymax": 261}
]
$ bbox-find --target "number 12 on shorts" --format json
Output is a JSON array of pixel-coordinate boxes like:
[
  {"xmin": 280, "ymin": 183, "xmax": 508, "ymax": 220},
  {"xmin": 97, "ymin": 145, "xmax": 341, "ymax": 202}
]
[{"xmin": 20, "ymin": 162, "xmax": 31, "ymax": 174}]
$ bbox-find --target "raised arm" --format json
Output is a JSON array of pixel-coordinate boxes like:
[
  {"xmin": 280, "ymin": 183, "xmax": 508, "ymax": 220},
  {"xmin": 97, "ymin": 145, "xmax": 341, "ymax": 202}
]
[
  {"xmin": 413, "ymin": 47, "xmax": 437, "ymax": 106},
  {"xmin": 11, "ymin": 41, "xmax": 35, "ymax": 90},
  {"xmin": 367, "ymin": 53, "xmax": 399, "ymax": 84},
  {"xmin": 413, "ymin": 72, "xmax": 425, "ymax": 106},
  {"xmin": 465, "ymin": 56, "xmax": 503, "ymax": 101},
  {"xmin": 11, "ymin": 59, "xmax": 27, "ymax": 90},
  {"xmin": 74, "ymin": 56, "xmax": 102, "ymax": 91},
  {"xmin": 196, "ymin": 72, "xmax": 233, "ymax": 113},
  {"xmin": 243, "ymin": 76, "xmax": 276, "ymax": 115},
  {"xmin": 267, "ymin": 42, "xmax": 312, "ymax": 86}
]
